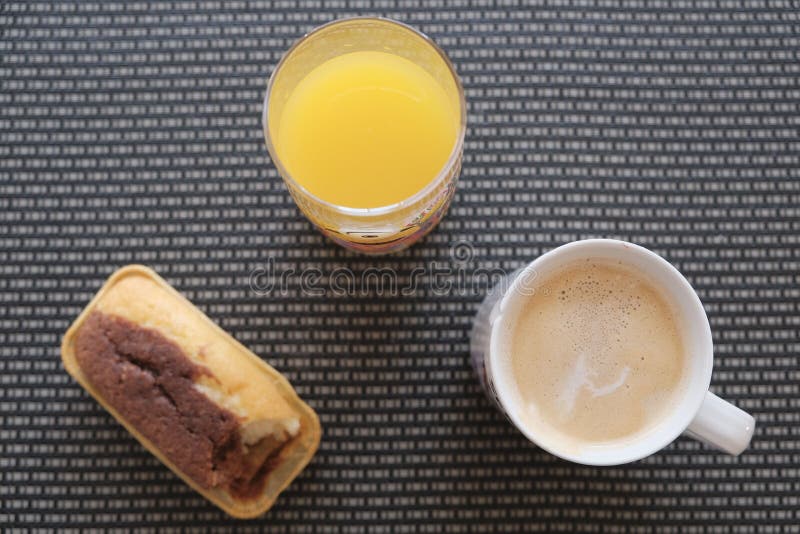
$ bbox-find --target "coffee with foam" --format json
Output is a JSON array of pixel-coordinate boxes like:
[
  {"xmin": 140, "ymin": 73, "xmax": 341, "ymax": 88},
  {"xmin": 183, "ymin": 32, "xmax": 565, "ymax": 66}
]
[{"xmin": 509, "ymin": 259, "xmax": 687, "ymax": 446}]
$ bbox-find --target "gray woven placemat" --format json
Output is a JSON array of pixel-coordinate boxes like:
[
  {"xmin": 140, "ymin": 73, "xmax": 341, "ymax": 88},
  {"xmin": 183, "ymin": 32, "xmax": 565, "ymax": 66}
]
[{"xmin": 1, "ymin": 0, "xmax": 799, "ymax": 531}]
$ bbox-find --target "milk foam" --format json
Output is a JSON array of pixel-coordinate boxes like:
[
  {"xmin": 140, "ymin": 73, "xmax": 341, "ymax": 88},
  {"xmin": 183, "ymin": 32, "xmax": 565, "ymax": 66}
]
[{"xmin": 510, "ymin": 259, "xmax": 687, "ymax": 445}]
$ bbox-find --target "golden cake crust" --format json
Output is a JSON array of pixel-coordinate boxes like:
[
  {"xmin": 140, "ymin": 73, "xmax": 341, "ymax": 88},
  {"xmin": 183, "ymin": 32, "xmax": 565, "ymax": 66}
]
[{"xmin": 61, "ymin": 265, "xmax": 321, "ymax": 518}]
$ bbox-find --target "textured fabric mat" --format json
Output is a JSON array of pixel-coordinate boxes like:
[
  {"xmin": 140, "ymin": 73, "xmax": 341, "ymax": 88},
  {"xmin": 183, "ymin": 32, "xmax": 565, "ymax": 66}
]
[{"xmin": 1, "ymin": 0, "xmax": 799, "ymax": 531}]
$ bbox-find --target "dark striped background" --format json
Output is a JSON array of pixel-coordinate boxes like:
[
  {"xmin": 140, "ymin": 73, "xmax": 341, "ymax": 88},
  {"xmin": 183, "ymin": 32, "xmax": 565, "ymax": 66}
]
[{"xmin": 1, "ymin": 0, "xmax": 799, "ymax": 531}]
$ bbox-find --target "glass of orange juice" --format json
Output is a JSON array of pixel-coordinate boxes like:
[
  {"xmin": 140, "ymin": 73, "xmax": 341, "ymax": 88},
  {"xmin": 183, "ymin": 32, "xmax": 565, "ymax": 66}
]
[{"xmin": 263, "ymin": 17, "xmax": 466, "ymax": 254}]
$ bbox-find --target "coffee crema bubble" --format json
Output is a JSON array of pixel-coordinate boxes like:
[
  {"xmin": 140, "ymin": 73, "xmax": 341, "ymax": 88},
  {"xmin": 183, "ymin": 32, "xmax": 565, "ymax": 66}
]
[{"xmin": 509, "ymin": 259, "xmax": 687, "ymax": 446}]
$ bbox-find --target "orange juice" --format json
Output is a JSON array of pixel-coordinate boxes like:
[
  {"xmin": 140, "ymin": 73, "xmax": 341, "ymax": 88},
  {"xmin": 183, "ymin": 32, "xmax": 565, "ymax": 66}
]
[{"xmin": 272, "ymin": 51, "xmax": 458, "ymax": 209}]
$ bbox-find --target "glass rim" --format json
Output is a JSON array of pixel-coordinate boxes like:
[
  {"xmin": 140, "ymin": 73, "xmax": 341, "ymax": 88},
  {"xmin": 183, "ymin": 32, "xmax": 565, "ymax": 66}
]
[{"xmin": 262, "ymin": 16, "xmax": 467, "ymax": 218}]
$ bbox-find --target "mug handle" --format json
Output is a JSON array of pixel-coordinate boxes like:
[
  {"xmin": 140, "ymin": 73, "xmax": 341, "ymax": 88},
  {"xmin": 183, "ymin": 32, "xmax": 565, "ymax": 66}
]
[{"xmin": 684, "ymin": 392, "xmax": 755, "ymax": 455}]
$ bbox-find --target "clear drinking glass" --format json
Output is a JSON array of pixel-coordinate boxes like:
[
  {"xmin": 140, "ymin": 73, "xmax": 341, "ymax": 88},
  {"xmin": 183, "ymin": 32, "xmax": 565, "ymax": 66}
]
[{"xmin": 263, "ymin": 17, "xmax": 467, "ymax": 255}]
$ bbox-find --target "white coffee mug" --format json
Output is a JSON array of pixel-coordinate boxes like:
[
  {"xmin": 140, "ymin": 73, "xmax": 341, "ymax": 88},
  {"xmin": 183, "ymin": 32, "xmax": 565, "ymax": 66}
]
[{"xmin": 469, "ymin": 239, "xmax": 755, "ymax": 465}]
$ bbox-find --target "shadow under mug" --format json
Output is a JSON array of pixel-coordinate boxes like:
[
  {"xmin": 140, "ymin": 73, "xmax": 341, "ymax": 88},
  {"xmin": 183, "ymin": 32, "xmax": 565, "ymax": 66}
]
[{"xmin": 470, "ymin": 239, "xmax": 756, "ymax": 465}]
